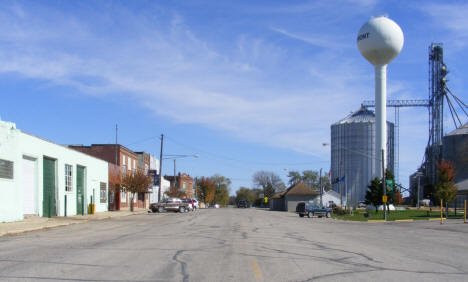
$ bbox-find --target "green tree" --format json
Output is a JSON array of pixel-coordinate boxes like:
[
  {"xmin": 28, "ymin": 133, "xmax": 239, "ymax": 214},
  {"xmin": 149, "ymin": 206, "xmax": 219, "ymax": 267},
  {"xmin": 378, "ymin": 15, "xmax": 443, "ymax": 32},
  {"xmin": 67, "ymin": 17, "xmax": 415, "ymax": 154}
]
[
  {"xmin": 235, "ymin": 187, "xmax": 256, "ymax": 205},
  {"xmin": 435, "ymin": 159, "xmax": 458, "ymax": 218},
  {"xmin": 211, "ymin": 174, "xmax": 231, "ymax": 207},
  {"xmin": 365, "ymin": 178, "xmax": 383, "ymax": 212}
]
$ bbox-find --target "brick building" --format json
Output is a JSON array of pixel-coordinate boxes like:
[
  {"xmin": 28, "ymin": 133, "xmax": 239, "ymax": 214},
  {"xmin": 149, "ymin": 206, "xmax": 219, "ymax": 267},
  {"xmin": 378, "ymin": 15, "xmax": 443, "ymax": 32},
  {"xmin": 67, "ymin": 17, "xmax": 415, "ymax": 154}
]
[
  {"xmin": 69, "ymin": 144, "xmax": 148, "ymax": 210},
  {"xmin": 165, "ymin": 173, "xmax": 194, "ymax": 198}
]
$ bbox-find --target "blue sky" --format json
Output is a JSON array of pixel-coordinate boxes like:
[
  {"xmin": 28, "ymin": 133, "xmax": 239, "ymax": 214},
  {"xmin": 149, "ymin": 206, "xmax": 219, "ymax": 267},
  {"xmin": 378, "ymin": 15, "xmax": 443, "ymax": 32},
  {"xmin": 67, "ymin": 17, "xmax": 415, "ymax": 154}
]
[{"xmin": 1, "ymin": 0, "xmax": 467, "ymax": 194}]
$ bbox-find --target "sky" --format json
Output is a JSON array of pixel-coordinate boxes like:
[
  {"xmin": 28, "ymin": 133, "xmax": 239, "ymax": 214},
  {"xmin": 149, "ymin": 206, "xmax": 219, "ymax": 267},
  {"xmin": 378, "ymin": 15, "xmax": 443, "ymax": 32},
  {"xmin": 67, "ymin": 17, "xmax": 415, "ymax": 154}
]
[{"xmin": 1, "ymin": 0, "xmax": 467, "ymax": 195}]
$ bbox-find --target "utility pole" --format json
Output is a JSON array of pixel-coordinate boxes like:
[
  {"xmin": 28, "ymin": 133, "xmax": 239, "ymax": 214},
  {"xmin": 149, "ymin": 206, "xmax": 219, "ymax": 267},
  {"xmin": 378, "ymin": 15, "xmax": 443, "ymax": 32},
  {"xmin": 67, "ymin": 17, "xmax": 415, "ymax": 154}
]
[
  {"xmin": 174, "ymin": 159, "xmax": 176, "ymax": 180},
  {"xmin": 115, "ymin": 124, "xmax": 118, "ymax": 165},
  {"xmin": 319, "ymin": 168, "xmax": 323, "ymax": 206},
  {"xmin": 158, "ymin": 134, "xmax": 164, "ymax": 202},
  {"xmin": 417, "ymin": 175, "xmax": 421, "ymax": 208}
]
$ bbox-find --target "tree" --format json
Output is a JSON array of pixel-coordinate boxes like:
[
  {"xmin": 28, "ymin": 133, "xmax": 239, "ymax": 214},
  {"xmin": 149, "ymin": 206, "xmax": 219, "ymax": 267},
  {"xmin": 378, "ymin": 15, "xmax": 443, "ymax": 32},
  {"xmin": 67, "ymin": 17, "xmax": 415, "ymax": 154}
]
[
  {"xmin": 435, "ymin": 159, "xmax": 458, "ymax": 218},
  {"xmin": 287, "ymin": 170, "xmax": 331, "ymax": 191},
  {"xmin": 287, "ymin": 171, "xmax": 302, "ymax": 186},
  {"xmin": 211, "ymin": 174, "xmax": 231, "ymax": 207},
  {"xmin": 235, "ymin": 187, "xmax": 256, "ymax": 205},
  {"xmin": 121, "ymin": 170, "xmax": 152, "ymax": 212},
  {"xmin": 253, "ymin": 171, "xmax": 286, "ymax": 202},
  {"xmin": 165, "ymin": 183, "xmax": 186, "ymax": 199},
  {"xmin": 196, "ymin": 177, "xmax": 216, "ymax": 205},
  {"xmin": 365, "ymin": 178, "xmax": 383, "ymax": 212}
]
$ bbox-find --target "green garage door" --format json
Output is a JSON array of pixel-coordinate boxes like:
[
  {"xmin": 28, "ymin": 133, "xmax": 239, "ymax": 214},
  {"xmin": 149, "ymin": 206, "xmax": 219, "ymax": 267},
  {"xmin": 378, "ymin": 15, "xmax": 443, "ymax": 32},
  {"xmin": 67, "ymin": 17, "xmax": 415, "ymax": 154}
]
[
  {"xmin": 76, "ymin": 166, "xmax": 85, "ymax": 215},
  {"xmin": 43, "ymin": 157, "xmax": 56, "ymax": 217}
]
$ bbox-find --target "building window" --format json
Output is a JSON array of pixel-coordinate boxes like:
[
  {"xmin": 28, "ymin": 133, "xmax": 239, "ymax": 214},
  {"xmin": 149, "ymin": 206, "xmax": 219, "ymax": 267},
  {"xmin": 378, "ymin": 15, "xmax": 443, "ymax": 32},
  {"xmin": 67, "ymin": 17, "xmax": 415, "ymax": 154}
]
[
  {"xmin": 65, "ymin": 164, "xmax": 73, "ymax": 192},
  {"xmin": 122, "ymin": 165, "xmax": 127, "ymax": 174},
  {"xmin": 182, "ymin": 182, "xmax": 186, "ymax": 190},
  {"xmin": 100, "ymin": 182, "xmax": 107, "ymax": 203},
  {"xmin": 121, "ymin": 188, "xmax": 127, "ymax": 203},
  {"xmin": 0, "ymin": 159, "xmax": 13, "ymax": 179}
]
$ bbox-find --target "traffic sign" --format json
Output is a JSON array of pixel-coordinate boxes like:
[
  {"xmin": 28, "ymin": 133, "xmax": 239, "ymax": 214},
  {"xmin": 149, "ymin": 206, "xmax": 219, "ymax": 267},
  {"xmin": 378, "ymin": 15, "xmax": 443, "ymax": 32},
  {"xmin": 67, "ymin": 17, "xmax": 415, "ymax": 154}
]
[{"xmin": 382, "ymin": 195, "xmax": 388, "ymax": 203}]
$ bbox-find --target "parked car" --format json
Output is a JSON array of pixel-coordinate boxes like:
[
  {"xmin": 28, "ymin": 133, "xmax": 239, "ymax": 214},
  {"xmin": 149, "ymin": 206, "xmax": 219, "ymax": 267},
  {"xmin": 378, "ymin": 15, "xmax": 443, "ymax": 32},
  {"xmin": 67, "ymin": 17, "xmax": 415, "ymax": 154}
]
[
  {"xmin": 150, "ymin": 198, "xmax": 190, "ymax": 213},
  {"xmin": 237, "ymin": 200, "xmax": 248, "ymax": 208},
  {"xmin": 182, "ymin": 198, "xmax": 194, "ymax": 211},
  {"xmin": 296, "ymin": 202, "xmax": 332, "ymax": 218},
  {"xmin": 358, "ymin": 201, "xmax": 367, "ymax": 208}
]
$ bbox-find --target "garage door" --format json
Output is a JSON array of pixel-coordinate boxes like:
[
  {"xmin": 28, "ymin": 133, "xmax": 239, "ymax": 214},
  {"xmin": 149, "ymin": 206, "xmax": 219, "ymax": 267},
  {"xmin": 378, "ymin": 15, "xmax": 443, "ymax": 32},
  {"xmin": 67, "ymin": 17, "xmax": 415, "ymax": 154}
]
[{"xmin": 22, "ymin": 156, "xmax": 37, "ymax": 215}]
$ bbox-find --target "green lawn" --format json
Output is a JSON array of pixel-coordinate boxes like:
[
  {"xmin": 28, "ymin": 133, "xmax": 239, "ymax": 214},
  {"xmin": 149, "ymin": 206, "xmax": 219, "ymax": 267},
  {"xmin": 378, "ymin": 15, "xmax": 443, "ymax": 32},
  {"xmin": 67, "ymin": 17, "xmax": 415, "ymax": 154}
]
[{"xmin": 332, "ymin": 209, "xmax": 464, "ymax": 221}]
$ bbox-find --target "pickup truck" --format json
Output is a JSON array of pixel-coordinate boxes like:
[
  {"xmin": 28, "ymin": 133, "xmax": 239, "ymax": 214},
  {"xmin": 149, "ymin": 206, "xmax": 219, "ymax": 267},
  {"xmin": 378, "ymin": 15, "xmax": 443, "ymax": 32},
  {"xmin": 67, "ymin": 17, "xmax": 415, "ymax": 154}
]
[
  {"xmin": 296, "ymin": 202, "xmax": 332, "ymax": 218},
  {"xmin": 150, "ymin": 198, "xmax": 190, "ymax": 213}
]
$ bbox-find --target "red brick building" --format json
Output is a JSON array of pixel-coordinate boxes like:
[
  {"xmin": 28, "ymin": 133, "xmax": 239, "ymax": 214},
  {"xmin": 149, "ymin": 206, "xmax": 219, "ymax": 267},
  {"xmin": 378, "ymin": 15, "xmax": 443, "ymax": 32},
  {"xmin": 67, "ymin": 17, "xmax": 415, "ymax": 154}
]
[
  {"xmin": 69, "ymin": 144, "xmax": 148, "ymax": 210},
  {"xmin": 165, "ymin": 173, "xmax": 194, "ymax": 198}
]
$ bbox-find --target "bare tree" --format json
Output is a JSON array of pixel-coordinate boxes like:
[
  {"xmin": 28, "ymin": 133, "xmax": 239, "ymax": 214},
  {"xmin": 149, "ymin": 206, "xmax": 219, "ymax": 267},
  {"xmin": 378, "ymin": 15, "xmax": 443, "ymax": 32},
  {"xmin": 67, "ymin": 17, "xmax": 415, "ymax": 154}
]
[{"xmin": 252, "ymin": 171, "xmax": 286, "ymax": 200}]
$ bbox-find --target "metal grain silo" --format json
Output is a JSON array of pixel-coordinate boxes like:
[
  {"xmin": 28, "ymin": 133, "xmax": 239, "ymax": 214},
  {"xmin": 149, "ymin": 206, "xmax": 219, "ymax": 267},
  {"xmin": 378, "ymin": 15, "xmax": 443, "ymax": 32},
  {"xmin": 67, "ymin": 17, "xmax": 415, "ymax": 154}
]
[
  {"xmin": 330, "ymin": 105, "xmax": 394, "ymax": 207},
  {"xmin": 443, "ymin": 122, "xmax": 468, "ymax": 195}
]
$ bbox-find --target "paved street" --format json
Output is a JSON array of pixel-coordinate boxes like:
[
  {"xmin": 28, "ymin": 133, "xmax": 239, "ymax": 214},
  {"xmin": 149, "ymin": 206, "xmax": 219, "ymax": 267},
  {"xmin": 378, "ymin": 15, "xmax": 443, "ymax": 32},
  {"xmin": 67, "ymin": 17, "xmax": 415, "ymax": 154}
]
[{"xmin": 0, "ymin": 208, "xmax": 467, "ymax": 282}]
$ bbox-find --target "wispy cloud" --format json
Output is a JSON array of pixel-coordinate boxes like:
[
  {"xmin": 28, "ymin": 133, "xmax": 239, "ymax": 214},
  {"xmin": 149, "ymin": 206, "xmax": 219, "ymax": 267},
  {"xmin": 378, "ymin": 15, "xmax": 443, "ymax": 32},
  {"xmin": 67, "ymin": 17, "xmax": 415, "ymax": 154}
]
[
  {"xmin": 270, "ymin": 27, "xmax": 349, "ymax": 49},
  {"xmin": 418, "ymin": 2, "xmax": 468, "ymax": 48}
]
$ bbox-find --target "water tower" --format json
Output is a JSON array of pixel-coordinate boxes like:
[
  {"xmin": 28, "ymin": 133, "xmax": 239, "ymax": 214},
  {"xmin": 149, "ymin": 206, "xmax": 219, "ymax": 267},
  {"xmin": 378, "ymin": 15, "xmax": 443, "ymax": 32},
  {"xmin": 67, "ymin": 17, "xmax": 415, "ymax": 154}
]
[{"xmin": 357, "ymin": 16, "xmax": 404, "ymax": 178}]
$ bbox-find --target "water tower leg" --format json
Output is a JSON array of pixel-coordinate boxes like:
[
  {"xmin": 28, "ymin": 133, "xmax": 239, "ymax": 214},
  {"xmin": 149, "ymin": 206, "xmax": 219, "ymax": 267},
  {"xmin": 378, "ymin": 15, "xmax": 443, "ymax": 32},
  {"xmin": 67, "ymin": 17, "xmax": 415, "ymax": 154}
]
[{"xmin": 375, "ymin": 64, "xmax": 388, "ymax": 178}]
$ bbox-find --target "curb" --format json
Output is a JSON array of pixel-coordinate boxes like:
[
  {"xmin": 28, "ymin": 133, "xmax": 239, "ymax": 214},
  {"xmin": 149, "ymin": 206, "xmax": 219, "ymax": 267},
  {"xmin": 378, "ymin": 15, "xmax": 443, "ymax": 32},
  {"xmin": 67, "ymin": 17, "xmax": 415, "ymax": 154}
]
[{"xmin": 0, "ymin": 211, "xmax": 148, "ymax": 238}]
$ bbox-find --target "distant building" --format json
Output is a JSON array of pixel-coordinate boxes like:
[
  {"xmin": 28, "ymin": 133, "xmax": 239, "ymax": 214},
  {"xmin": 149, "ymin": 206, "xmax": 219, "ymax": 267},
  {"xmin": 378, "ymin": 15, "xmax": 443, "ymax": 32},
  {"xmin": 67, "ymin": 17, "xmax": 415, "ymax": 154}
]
[
  {"xmin": 69, "ymin": 144, "xmax": 147, "ymax": 209},
  {"xmin": 330, "ymin": 105, "xmax": 394, "ymax": 207},
  {"xmin": 148, "ymin": 155, "xmax": 170, "ymax": 203},
  {"xmin": 269, "ymin": 182, "xmax": 319, "ymax": 212},
  {"xmin": 164, "ymin": 173, "xmax": 194, "ymax": 198}
]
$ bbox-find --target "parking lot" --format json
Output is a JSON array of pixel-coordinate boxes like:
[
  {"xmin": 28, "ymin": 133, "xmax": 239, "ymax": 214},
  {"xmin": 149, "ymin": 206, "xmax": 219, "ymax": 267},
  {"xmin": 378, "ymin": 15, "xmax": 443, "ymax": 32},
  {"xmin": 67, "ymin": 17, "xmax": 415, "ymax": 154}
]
[{"xmin": 0, "ymin": 208, "xmax": 467, "ymax": 281}]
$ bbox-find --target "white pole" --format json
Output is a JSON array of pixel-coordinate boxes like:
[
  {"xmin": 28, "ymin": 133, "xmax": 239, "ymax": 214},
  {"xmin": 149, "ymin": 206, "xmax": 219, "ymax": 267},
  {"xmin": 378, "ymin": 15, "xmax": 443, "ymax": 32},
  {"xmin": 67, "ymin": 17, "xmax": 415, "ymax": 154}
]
[{"xmin": 375, "ymin": 64, "xmax": 387, "ymax": 179}]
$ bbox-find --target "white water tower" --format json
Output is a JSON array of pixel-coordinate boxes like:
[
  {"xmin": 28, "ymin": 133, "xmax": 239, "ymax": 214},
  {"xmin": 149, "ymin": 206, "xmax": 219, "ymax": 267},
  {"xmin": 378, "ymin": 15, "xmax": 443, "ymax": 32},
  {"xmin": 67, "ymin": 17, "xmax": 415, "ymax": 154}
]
[{"xmin": 357, "ymin": 16, "xmax": 403, "ymax": 178}]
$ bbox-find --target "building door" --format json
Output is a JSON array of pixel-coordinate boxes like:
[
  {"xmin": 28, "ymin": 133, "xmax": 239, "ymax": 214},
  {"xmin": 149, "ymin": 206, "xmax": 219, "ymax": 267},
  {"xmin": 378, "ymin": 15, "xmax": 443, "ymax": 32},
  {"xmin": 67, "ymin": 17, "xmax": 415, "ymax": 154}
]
[
  {"xmin": 43, "ymin": 157, "xmax": 56, "ymax": 217},
  {"xmin": 76, "ymin": 166, "xmax": 85, "ymax": 215},
  {"xmin": 23, "ymin": 156, "xmax": 37, "ymax": 215},
  {"xmin": 138, "ymin": 193, "xmax": 144, "ymax": 208}
]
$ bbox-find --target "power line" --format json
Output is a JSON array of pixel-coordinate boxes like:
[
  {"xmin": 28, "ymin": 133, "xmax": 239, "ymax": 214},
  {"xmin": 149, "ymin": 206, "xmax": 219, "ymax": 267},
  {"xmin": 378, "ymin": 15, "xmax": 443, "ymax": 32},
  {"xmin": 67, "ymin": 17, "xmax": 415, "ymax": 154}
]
[{"xmin": 164, "ymin": 135, "xmax": 329, "ymax": 166}]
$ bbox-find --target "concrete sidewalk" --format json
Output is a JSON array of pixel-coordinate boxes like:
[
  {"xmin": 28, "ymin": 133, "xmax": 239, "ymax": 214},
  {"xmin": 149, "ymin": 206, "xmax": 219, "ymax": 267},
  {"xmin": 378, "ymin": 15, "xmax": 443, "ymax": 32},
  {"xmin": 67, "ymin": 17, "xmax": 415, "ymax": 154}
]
[{"xmin": 0, "ymin": 209, "xmax": 149, "ymax": 237}]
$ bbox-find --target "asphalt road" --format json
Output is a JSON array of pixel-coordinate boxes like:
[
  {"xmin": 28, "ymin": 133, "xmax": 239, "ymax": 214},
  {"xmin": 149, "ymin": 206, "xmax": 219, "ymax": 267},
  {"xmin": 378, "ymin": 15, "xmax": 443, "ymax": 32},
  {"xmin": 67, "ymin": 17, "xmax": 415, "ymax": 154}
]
[{"xmin": 0, "ymin": 208, "xmax": 468, "ymax": 281}]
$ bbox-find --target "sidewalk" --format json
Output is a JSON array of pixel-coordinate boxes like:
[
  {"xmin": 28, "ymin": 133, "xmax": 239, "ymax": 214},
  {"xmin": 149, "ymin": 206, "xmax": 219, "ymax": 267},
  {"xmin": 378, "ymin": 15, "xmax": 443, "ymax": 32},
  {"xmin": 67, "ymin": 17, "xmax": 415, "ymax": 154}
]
[{"xmin": 0, "ymin": 209, "xmax": 149, "ymax": 238}]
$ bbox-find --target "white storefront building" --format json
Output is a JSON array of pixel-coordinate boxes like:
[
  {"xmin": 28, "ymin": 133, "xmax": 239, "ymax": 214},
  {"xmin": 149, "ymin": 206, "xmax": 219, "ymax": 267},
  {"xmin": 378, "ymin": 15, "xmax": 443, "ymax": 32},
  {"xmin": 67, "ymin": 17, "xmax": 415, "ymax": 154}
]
[
  {"xmin": 0, "ymin": 120, "xmax": 109, "ymax": 222},
  {"xmin": 149, "ymin": 154, "xmax": 170, "ymax": 203}
]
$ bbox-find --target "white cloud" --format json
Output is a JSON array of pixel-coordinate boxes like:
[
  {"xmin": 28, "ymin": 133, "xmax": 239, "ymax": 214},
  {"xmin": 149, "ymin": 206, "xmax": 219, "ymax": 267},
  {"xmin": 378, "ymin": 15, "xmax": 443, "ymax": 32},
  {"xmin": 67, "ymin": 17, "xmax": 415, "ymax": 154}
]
[
  {"xmin": 0, "ymin": 1, "xmax": 400, "ymax": 163},
  {"xmin": 419, "ymin": 2, "xmax": 468, "ymax": 48}
]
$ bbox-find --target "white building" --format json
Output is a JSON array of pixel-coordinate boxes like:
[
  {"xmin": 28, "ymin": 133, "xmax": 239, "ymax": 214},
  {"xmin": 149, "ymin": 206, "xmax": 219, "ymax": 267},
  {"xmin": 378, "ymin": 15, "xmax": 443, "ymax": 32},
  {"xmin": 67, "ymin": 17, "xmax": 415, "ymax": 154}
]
[
  {"xmin": 149, "ymin": 154, "xmax": 170, "ymax": 203},
  {"xmin": 311, "ymin": 190, "xmax": 345, "ymax": 208},
  {"xmin": 0, "ymin": 120, "xmax": 109, "ymax": 223}
]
